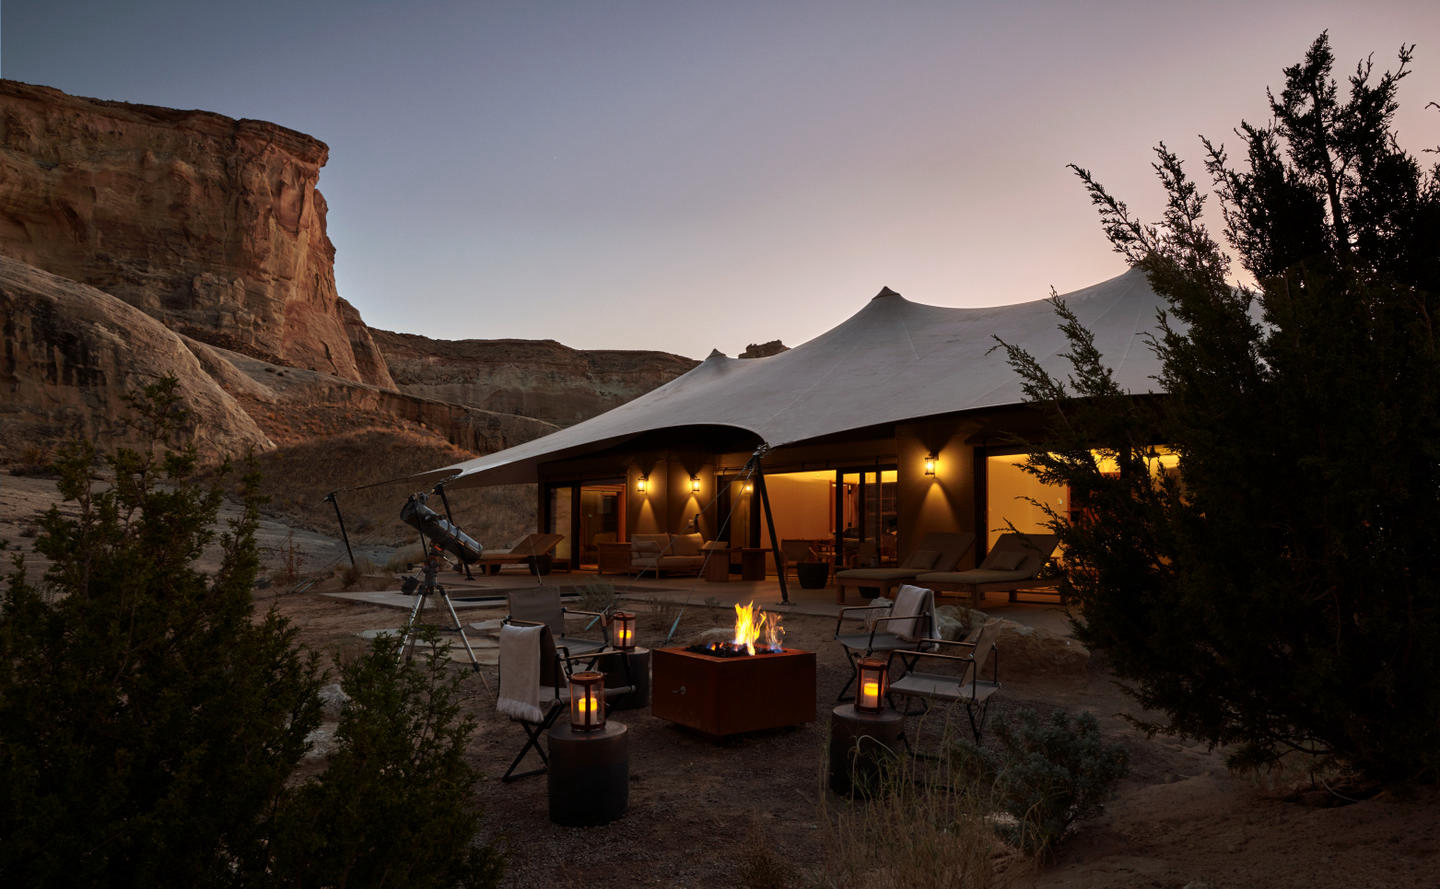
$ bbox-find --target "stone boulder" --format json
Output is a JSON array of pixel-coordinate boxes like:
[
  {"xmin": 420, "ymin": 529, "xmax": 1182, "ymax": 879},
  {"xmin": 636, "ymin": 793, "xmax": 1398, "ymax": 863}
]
[
  {"xmin": 984, "ymin": 617, "xmax": 1089, "ymax": 682},
  {"xmin": 0, "ymin": 254, "xmax": 272, "ymax": 457},
  {"xmin": 0, "ymin": 79, "xmax": 394, "ymax": 388}
]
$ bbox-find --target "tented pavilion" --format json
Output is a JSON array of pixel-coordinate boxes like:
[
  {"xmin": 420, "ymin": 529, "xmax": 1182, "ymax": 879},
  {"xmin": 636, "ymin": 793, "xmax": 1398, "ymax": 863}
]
[{"xmin": 415, "ymin": 268, "xmax": 1168, "ymax": 582}]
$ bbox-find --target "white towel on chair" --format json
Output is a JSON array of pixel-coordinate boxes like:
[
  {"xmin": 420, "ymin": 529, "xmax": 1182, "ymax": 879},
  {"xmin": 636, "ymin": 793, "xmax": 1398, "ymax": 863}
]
[{"xmin": 497, "ymin": 624, "xmax": 544, "ymax": 722}]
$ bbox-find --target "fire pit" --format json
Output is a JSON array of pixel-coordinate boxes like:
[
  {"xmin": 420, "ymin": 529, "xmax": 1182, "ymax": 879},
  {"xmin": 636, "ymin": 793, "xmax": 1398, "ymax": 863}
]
[{"xmin": 651, "ymin": 602, "xmax": 816, "ymax": 736}]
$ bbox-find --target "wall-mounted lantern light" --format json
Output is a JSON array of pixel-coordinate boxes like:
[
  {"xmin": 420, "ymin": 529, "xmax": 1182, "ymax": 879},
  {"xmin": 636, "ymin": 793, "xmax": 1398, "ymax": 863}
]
[
  {"xmin": 636, "ymin": 474, "xmax": 648, "ymax": 494},
  {"xmin": 743, "ymin": 482, "xmax": 753, "ymax": 494},
  {"xmin": 691, "ymin": 475, "xmax": 701, "ymax": 493},
  {"xmin": 923, "ymin": 453, "xmax": 937, "ymax": 477}
]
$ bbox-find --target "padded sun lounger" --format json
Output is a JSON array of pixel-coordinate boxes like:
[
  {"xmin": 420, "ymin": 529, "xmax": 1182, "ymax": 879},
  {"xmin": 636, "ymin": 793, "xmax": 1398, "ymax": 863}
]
[
  {"xmin": 917, "ymin": 533, "xmax": 1059, "ymax": 605},
  {"xmin": 479, "ymin": 533, "xmax": 565, "ymax": 574},
  {"xmin": 833, "ymin": 532, "xmax": 974, "ymax": 604}
]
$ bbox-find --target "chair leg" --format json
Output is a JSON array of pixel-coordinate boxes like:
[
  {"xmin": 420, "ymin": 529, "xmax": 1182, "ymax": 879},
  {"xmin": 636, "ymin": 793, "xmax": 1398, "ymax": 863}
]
[
  {"xmin": 834, "ymin": 646, "xmax": 866, "ymax": 702},
  {"xmin": 501, "ymin": 704, "xmax": 562, "ymax": 782},
  {"xmin": 965, "ymin": 697, "xmax": 993, "ymax": 743}
]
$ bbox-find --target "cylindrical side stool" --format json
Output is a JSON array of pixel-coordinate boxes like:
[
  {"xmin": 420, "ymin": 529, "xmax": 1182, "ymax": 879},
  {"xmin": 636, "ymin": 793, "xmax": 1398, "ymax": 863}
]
[
  {"xmin": 547, "ymin": 721, "xmax": 629, "ymax": 826},
  {"xmin": 605, "ymin": 647, "xmax": 651, "ymax": 711},
  {"xmin": 829, "ymin": 704, "xmax": 904, "ymax": 797}
]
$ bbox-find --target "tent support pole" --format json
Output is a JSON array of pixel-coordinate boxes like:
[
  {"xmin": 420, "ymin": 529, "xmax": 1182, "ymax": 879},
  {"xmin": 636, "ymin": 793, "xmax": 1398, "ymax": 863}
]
[
  {"xmin": 323, "ymin": 492, "xmax": 356, "ymax": 569},
  {"xmin": 752, "ymin": 454, "xmax": 789, "ymax": 605}
]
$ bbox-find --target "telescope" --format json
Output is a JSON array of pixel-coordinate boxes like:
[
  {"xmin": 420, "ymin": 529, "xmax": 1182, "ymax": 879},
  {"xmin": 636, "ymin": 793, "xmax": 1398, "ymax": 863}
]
[{"xmin": 400, "ymin": 493, "xmax": 483, "ymax": 564}]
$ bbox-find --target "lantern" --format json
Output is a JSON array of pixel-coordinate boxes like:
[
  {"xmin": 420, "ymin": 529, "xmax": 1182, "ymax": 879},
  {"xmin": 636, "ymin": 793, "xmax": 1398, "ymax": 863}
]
[
  {"xmin": 690, "ymin": 474, "xmax": 701, "ymax": 492},
  {"xmin": 855, "ymin": 657, "xmax": 888, "ymax": 714},
  {"xmin": 569, "ymin": 671, "xmax": 606, "ymax": 731},
  {"xmin": 923, "ymin": 452, "xmax": 937, "ymax": 477},
  {"xmin": 611, "ymin": 611, "xmax": 636, "ymax": 652},
  {"xmin": 636, "ymin": 474, "xmax": 647, "ymax": 493}
]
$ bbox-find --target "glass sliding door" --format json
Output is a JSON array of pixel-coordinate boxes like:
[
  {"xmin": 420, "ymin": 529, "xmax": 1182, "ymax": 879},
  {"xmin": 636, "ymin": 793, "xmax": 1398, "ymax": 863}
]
[
  {"xmin": 577, "ymin": 482, "xmax": 625, "ymax": 568},
  {"xmin": 837, "ymin": 467, "xmax": 897, "ymax": 567}
]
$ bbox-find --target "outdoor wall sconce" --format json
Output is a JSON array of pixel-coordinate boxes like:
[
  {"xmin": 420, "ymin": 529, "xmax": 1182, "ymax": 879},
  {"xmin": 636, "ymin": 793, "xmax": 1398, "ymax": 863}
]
[
  {"xmin": 636, "ymin": 474, "xmax": 647, "ymax": 494},
  {"xmin": 691, "ymin": 475, "xmax": 701, "ymax": 492},
  {"xmin": 923, "ymin": 453, "xmax": 937, "ymax": 477},
  {"xmin": 611, "ymin": 611, "xmax": 636, "ymax": 652},
  {"xmin": 855, "ymin": 657, "xmax": 889, "ymax": 713},
  {"xmin": 569, "ymin": 671, "xmax": 606, "ymax": 731},
  {"xmin": 743, "ymin": 482, "xmax": 753, "ymax": 494}
]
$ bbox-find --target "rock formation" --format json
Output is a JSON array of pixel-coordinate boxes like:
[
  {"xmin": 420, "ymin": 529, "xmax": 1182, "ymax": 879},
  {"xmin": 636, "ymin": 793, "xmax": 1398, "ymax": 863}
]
[
  {"xmin": 369, "ymin": 330, "xmax": 697, "ymax": 427},
  {"xmin": 0, "ymin": 80, "xmax": 393, "ymax": 388},
  {"xmin": 0, "ymin": 254, "xmax": 273, "ymax": 456},
  {"xmin": 740, "ymin": 340, "xmax": 788, "ymax": 359}
]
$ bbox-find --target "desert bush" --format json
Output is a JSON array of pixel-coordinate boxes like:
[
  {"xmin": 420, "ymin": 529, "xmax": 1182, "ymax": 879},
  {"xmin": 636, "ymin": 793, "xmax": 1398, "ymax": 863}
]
[
  {"xmin": 268, "ymin": 630, "xmax": 503, "ymax": 889},
  {"xmin": 7, "ymin": 445, "xmax": 56, "ymax": 477},
  {"xmin": 340, "ymin": 556, "xmax": 376, "ymax": 589},
  {"xmin": 576, "ymin": 579, "xmax": 619, "ymax": 613},
  {"xmin": 954, "ymin": 707, "xmax": 1128, "ymax": 857}
]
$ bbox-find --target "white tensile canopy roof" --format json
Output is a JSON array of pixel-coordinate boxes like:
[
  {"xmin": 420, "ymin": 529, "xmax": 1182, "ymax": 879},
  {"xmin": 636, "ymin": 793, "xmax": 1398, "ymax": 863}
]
[{"xmin": 425, "ymin": 267, "xmax": 1166, "ymax": 488}]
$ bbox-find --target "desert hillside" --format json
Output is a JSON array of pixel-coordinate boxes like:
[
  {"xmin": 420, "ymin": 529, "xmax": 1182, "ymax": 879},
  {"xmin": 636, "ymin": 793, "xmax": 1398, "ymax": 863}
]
[{"xmin": 0, "ymin": 79, "xmax": 697, "ymax": 541}]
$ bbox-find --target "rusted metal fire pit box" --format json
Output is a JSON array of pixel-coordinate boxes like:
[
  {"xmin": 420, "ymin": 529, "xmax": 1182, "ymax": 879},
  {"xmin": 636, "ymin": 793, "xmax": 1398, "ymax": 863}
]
[{"xmin": 651, "ymin": 647, "xmax": 816, "ymax": 736}]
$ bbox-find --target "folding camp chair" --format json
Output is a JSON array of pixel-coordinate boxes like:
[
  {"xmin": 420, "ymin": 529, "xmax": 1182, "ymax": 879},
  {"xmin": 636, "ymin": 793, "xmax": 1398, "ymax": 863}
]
[
  {"xmin": 496, "ymin": 622, "xmax": 634, "ymax": 782},
  {"xmin": 886, "ymin": 618, "xmax": 1000, "ymax": 744},
  {"xmin": 832, "ymin": 584, "xmax": 937, "ymax": 701},
  {"xmin": 506, "ymin": 587, "xmax": 609, "ymax": 658}
]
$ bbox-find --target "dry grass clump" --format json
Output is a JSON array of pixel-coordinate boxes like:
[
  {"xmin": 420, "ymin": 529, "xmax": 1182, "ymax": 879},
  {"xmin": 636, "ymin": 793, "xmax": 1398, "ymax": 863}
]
[{"xmin": 816, "ymin": 715, "xmax": 1007, "ymax": 889}]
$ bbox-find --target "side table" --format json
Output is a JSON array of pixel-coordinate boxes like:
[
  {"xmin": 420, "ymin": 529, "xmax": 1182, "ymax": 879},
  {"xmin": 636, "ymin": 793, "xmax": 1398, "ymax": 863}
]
[
  {"xmin": 547, "ymin": 721, "xmax": 629, "ymax": 826},
  {"xmin": 701, "ymin": 543, "xmax": 732, "ymax": 582},
  {"xmin": 595, "ymin": 541, "xmax": 632, "ymax": 575},
  {"xmin": 739, "ymin": 547, "xmax": 768, "ymax": 582},
  {"xmin": 829, "ymin": 704, "xmax": 904, "ymax": 797}
]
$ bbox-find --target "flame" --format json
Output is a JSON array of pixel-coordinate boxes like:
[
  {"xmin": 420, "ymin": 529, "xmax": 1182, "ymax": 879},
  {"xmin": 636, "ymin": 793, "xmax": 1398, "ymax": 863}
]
[{"xmin": 732, "ymin": 601, "xmax": 784, "ymax": 654}]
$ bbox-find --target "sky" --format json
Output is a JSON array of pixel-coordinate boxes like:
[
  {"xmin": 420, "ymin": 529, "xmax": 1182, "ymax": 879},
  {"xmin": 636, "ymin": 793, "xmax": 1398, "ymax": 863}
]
[{"xmin": 3, "ymin": 1, "xmax": 1439, "ymax": 359}]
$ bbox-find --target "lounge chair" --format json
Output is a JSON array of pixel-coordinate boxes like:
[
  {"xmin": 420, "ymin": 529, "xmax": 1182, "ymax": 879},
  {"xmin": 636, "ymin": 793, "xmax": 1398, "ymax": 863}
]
[
  {"xmin": 479, "ymin": 532, "xmax": 564, "ymax": 575},
  {"xmin": 832, "ymin": 583, "xmax": 937, "ymax": 701},
  {"xmin": 916, "ymin": 532, "xmax": 1060, "ymax": 605},
  {"xmin": 833, "ymin": 532, "xmax": 975, "ymax": 605}
]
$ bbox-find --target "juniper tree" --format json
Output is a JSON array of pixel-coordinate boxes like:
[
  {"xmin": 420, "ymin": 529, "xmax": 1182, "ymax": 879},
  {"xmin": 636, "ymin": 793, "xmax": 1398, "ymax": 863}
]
[
  {"xmin": 0, "ymin": 378, "xmax": 502, "ymax": 887},
  {"xmin": 997, "ymin": 33, "xmax": 1440, "ymax": 781}
]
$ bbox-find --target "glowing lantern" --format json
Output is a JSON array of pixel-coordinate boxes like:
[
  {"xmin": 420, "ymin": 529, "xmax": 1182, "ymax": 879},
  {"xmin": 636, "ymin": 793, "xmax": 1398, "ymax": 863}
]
[
  {"xmin": 691, "ymin": 474, "xmax": 701, "ymax": 492},
  {"xmin": 611, "ymin": 611, "xmax": 636, "ymax": 652},
  {"xmin": 569, "ymin": 671, "xmax": 606, "ymax": 731},
  {"xmin": 923, "ymin": 453, "xmax": 937, "ymax": 477},
  {"xmin": 855, "ymin": 657, "xmax": 888, "ymax": 714},
  {"xmin": 636, "ymin": 474, "xmax": 648, "ymax": 493}
]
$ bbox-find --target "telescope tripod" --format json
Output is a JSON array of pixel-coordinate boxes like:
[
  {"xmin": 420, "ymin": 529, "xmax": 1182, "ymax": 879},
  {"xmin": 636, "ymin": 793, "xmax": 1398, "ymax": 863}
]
[{"xmin": 399, "ymin": 549, "xmax": 490, "ymax": 689}]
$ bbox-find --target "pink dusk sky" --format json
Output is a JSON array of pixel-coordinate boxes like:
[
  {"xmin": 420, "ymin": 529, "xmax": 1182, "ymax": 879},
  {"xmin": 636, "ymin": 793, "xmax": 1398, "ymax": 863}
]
[{"xmin": 3, "ymin": 1, "xmax": 1438, "ymax": 359}]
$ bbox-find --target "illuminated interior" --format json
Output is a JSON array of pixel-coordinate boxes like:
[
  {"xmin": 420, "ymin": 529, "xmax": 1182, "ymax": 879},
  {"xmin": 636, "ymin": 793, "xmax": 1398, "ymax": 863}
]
[
  {"xmin": 985, "ymin": 448, "xmax": 1179, "ymax": 550},
  {"xmin": 724, "ymin": 468, "xmax": 898, "ymax": 572}
]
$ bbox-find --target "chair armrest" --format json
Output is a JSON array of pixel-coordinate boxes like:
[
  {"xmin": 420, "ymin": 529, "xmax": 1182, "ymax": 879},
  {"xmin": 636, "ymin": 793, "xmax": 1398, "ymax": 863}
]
[{"xmin": 833, "ymin": 604, "xmax": 891, "ymax": 637}]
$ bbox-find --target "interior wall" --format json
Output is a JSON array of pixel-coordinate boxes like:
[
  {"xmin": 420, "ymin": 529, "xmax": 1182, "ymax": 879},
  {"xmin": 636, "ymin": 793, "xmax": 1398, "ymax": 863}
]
[{"xmin": 984, "ymin": 454, "xmax": 1062, "ymax": 550}]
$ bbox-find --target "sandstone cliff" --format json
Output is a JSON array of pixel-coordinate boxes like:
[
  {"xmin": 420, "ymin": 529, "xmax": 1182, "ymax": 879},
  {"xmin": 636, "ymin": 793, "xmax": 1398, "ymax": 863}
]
[
  {"xmin": 0, "ymin": 79, "xmax": 393, "ymax": 388},
  {"xmin": 0, "ymin": 254, "xmax": 273, "ymax": 456},
  {"xmin": 370, "ymin": 330, "xmax": 698, "ymax": 427}
]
